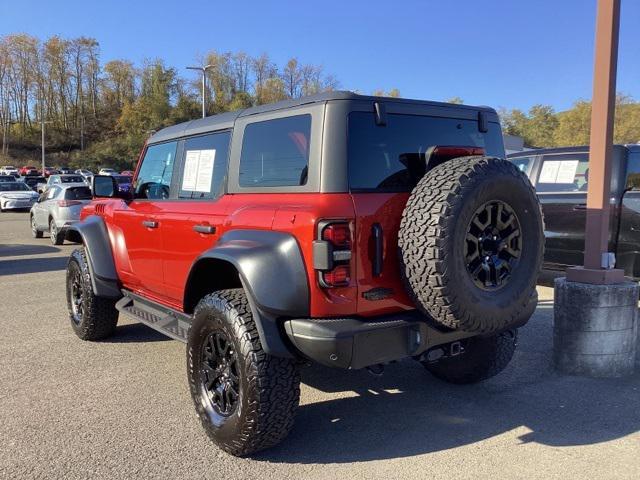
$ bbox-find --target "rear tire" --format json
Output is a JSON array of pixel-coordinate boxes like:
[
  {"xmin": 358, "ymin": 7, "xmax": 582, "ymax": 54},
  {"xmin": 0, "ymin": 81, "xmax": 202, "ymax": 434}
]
[
  {"xmin": 398, "ymin": 156, "xmax": 543, "ymax": 333},
  {"xmin": 422, "ymin": 330, "xmax": 518, "ymax": 384},
  {"xmin": 50, "ymin": 218, "xmax": 64, "ymax": 245},
  {"xmin": 187, "ymin": 289, "xmax": 300, "ymax": 456},
  {"xmin": 66, "ymin": 248, "xmax": 118, "ymax": 340}
]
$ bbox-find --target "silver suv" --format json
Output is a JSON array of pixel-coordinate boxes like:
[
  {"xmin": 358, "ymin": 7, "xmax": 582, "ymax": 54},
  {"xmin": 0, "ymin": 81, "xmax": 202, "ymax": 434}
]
[{"xmin": 30, "ymin": 184, "xmax": 92, "ymax": 245}]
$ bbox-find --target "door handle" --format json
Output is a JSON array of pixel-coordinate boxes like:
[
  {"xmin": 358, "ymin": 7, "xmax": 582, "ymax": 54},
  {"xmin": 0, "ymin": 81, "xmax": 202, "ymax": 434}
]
[
  {"xmin": 193, "ymin": 224, "xmax": 216, "ymax": 234},
  {"xmin": 142, "ymin": 220, "xmax": 158, "ymax": 228},
  {"xmin": 573, "ymin": 204, "xmax": 587, "ymax": 211},
  {"xmin": 372, "ymin": 223, "xmax": 383, "ymax": 277}
]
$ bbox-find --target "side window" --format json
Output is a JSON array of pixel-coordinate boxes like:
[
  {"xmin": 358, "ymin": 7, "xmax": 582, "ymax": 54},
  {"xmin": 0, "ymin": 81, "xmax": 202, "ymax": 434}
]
[
  {"xmin": 626, "ymin": 151, "xmax": 640, "ymax": 190},
  {"xmin": 509, "ymin": 156, "xmax": 535, "ymax": 178},
  {"xmin": 135, "ymin": 141, "xmax": 178, "ymax": 199},
  {"xmin": 178, "ymin": 131, "xmax": 231, "ymax": 200},
  {"xmin": 536, "ymin": 154, "xmax": 589, "ymax": 193},
  {"xmin": 239, "ymin": 115, "xmax": 311, "ymax": 187}
]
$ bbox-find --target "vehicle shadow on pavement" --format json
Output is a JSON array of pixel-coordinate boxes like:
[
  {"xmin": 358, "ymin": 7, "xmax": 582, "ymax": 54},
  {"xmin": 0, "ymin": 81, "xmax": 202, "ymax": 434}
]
[
  {"xmin": 256, "ymin": 316, "xmax": 640, "ymax": 464},
  {"xmin": 0, "ymin": 256, "xmax": 68, "ymax": 276},
  {"xmin": 0, "ymin": 244, "xmax": 61, "ymax": 258},
  {"xmin": 106, "ymin": 323, "xmax": 172, "ymax": 343}
]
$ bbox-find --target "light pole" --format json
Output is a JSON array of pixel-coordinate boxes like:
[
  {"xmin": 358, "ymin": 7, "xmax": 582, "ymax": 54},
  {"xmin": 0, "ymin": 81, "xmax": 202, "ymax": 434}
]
[{"xmin": 186, "ymin": 65, "xmax": 213, "ymax": 118}]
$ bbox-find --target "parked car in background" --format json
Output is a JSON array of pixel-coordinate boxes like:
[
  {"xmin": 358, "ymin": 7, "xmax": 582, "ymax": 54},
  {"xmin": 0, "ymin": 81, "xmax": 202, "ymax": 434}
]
[
  {"xmin": 43, "ymin": 166, "xmax": 59, "ymax": 178},
  {"xmin": 98, "ymin": 167, "xmax": 117, "ymax": 175},
  {"xmin": 58, "ymin": 167, "xmax": 73, "ymax": 174},
  {"xmin": 0, "ymin": 175, "xmax": 16, "ymax": 183},
  {"xmin": 508, "ymin": 144, "xmax": 640, "ymax": 280},
  {"xmin": 19, "ymin": 166, "xmax": 39, "ymax": 176},
  {"xmin": 112, "ymin": 174, "xmax": 132, "ymax": 194},
  {"xmin": 23, "ymin": 176, "xmax": 46, "ymax": 192},
  {"xmin": 30, "ymin": 184, "xmax": 92, "ymax": 244},
  {"xmin": 120, "ymin": 170, "xmax": 134, "ymax": 176},
  {"xmin": 38, "ymin": 174, "xmax": 87, "ymax": 193},
  {"xmin": 0, "ymin": 166, "xmax": 19, "ymax": 177},
  {"xmin": 75, "ymin": 169, "xmax": 94, "ymax": 185},
  {"xmin": 0, "ymin": 181, "xmax": 39, "ymax": 211}
]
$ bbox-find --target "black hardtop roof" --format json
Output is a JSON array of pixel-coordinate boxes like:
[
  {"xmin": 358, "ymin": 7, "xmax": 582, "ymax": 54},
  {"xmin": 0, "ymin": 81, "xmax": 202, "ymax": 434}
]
[
  {"xmin": 508, "ymin": 144, "xmax": 640, "ymax": 157},
  {"xmin": 148, "ymin": 90, "xmax": 498, "ymax": 145}
]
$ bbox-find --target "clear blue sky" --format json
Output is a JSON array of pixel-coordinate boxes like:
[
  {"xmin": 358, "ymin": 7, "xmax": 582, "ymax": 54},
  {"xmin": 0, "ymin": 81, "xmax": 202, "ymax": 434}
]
[{"xmin": 1, "ymin": 0, "xmax": 638, "ymax": 112}]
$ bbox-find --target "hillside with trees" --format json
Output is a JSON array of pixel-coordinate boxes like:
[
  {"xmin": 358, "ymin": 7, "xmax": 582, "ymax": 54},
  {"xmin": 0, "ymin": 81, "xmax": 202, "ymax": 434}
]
[{"xmin": 1, "ymin": 33, "xmax": 639, "ymax": 171}]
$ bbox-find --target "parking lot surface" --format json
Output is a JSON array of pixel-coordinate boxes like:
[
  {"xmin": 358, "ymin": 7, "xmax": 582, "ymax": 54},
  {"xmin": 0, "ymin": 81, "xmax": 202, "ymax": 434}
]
[{"xmin": 1, "ymin": 210, "xmax": 639, "ymax": 480}]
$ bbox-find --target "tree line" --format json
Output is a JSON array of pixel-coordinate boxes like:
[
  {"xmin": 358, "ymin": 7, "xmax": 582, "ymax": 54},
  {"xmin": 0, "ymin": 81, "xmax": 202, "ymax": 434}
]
[
  {"xmin": 0, "ymin": 34, "xmax": 344, "ymax": 169},
  {"xmin": 499, "ymin": 95, "xmax": 640, "ymax": 148}
]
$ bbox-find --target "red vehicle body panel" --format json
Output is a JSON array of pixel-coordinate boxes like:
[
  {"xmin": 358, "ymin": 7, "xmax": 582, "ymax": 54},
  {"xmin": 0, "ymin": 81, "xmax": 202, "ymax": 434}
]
[{"xmin": 83, "ymin": 189, "xmax": 415, "ymax": 319}]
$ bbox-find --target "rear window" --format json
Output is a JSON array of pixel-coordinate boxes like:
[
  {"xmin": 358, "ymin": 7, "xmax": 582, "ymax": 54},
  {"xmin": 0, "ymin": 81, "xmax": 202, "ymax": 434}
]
[
  {"xmin": 65, "ymin": 187, "xmax": 92, "ymax": 200},
  {"xmin": 348, "ymin": 112, "xmax": 504, "ymax": 192},
  {"xmin": 239, "ymin": 115, "xmax": 311, "ymax": 187},
  {"xmin": 61, "ymin": 176, "xmax": 85, "ymax": 183},
  {"xmin": 0, "ymin": 182, "xmax": 30, "ymax": 191}
]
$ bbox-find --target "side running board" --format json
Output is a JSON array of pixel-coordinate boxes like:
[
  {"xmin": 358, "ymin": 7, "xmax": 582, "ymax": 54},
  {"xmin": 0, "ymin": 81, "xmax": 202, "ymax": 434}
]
[{"xmin": 115, "ymin": 290, "xmax": 193, "ymax": 343}]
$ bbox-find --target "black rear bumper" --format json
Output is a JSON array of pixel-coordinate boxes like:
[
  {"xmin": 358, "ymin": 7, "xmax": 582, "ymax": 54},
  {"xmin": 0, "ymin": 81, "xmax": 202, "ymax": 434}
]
[{"xmin": 283, "ymin": 310, "xmax": 477, "ymax": 369}]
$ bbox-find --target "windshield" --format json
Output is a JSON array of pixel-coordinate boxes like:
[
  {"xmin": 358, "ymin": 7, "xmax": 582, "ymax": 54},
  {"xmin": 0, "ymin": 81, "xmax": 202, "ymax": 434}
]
[{"xmin": 0, "ymin": 182, "xmax": 31, "ymax": 192}]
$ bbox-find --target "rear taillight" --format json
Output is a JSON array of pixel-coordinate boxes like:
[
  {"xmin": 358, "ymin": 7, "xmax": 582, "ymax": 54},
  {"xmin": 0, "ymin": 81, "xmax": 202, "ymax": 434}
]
[
  {"xmin": 58, "ymin": 200, "xmax": 82, "ymax": 207},
  {"xmin": 314, "ymin": 221, "xmax": 352, "ymax": 288}
]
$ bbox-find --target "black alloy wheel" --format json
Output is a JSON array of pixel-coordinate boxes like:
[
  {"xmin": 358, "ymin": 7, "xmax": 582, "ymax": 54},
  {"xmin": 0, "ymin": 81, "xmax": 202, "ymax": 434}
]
[
  {"xmin": 200, "ymin": 331, "xmax": 240, "ymax": 417},
  {"xmin": 464, "ymin": 200, "xmax": 522, "ymax": 290}
]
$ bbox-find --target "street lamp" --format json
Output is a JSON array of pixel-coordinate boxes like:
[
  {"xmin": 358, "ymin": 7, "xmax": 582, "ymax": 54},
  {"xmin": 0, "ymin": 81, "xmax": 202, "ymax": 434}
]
[{"xmin": 186, "ymin": 64, "xmax": 213, "ymax": 118}]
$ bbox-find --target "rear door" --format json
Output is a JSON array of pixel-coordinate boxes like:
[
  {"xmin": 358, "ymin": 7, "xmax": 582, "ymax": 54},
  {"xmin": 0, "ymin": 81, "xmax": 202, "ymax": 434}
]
[
  {"xmin": 347, "ymin": 108, "xmax": 506, "ymax": 315},
  {"xmin": 158, "ymin": 131, "xmax": 233, "ymax": 306},
  {"xmin": 534, "ymin": 152, "xmax": 589, "ymax": 269}
]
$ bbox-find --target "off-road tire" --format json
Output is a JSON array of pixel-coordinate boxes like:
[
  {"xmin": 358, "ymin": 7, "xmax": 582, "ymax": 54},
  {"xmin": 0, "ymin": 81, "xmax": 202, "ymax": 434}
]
[
  {"xmin": 50, "ymin": 218, "xmax": 63, "ymax": 245},
  {"xmin": 187, "ymin": 289, "xmax": 300, "ymax": 457},
  {"xmin": 398, "ymin": 156, "xmax": 543, "ymax": 333},
  {"xmin": 31, "ymin": 214, "xmax": 43, "ymax": 238},
  {"xmin": 422, "ymin": 330, "xmax": 518, "ymax": 384},
  {"xmin": 66, "ymin": 248, "xmax": 118, "ymax": 340}
]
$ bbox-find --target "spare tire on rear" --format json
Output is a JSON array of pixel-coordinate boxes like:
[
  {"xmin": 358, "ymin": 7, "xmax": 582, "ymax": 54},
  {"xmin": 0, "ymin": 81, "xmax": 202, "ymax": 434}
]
[{"xmin": 398, "ymin": 156, "xmax": 543, "ymax": 333}]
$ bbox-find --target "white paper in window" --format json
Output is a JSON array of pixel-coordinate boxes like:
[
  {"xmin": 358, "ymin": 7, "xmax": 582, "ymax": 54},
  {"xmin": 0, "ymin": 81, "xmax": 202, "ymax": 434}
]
[
  {"xmin": 182, "ymin": 150, "xmax": 200, "ymax": 191},
  {"xmin": 195, "ymin": 149, "xmax": 216, "ymax": 192},
  {"xmin": 555, "ymin": 160, "xmax": 579, "ymax": 183},
  {"xmin": 539, "ymin": 161, "xmax": 561, "ymax": 183}
]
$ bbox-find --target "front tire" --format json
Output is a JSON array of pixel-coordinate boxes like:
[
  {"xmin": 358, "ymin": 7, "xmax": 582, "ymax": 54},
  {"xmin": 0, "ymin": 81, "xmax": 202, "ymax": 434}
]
[
  {"xmin": 31, "ymin": 215, "xmax": 43, "ymax": 238},
  {"xmin": 66, "ymin": 248, "xmax": 118, "ymax": 340},
  {"xmin": 421, "ymin": 330, "xmax": 518, "ymax": 384},
  {"xmin": 187, "ymin": 289, "xmax": 300, "ymax": 456}
]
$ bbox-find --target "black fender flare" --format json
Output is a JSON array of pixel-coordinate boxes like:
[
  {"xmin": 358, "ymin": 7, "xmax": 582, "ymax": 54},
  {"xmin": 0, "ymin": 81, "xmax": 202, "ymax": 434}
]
[
  {"xmin": 65, "ymin": 215, "xmax": 121, "ymax": 298},
  {"xmin": 185, "ymin": 229, "xmax": 310, "ymax": 357}
]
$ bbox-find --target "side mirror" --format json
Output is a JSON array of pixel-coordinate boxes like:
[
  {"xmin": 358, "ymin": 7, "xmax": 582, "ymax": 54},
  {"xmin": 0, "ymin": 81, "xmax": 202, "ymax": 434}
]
[
  {"xmin": 93, "ymin": 175, "xmax": 132, "ymax": 200},
  {"xmin": 93, "ymin": 175, "xmax": 118, "ymax": 198}
]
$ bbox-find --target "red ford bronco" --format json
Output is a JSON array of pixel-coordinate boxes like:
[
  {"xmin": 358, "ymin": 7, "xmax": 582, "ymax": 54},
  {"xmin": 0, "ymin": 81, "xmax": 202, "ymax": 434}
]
[{"xmin": 65, "ymin": 92, "xmax": 543, "ymax": 456}]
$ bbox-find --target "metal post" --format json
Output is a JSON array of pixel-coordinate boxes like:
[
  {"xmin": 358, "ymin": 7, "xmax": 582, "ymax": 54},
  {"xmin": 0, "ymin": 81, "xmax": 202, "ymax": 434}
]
[
  {"xmin": 566, "ymin": 0, "xmax": 623, "ymax": 285},
  {"xmin": 187, "ymin": 65, "xmax": 213, "ymax": 118},
  {"xmin": 41, "ymin": 117, "xmax": 45, "ymax": 174}
]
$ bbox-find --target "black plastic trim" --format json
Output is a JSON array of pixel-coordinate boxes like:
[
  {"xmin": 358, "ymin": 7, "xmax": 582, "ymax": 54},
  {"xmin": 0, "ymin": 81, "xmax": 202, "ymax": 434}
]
[
  {"xmin": 65, "ymin": 215, "xmax": 121, "ymax": 298},
  {"xmin": 372, "ymin": 223, "xmax": 383, "ymax": 277},
  {"xmin": 284, "ymin": 310, "xmax": 477, "ymax": 370}
]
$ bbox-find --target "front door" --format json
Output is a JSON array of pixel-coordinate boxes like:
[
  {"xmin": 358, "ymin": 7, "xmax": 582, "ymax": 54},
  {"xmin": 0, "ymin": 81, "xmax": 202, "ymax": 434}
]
[{"xmin": 113, "ymin": 140, "xmax": 178, "ymax": 298}]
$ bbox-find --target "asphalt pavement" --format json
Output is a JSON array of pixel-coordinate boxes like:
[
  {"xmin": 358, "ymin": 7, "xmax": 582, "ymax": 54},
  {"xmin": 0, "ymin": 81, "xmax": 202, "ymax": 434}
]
[{"xmin": 1, "ymin": 210, "xmax": 639, "ymax": 480}]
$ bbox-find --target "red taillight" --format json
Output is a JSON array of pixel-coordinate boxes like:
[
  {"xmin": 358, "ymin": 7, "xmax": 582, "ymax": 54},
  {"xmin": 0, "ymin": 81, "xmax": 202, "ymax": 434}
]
[
  {"xmin": 322, "ymin": 223, "xmax": 350, "ymax": 248},
  {"xmin": 317, "ymin": 221, "xmax": 352, "ymax": 288},
  {"xmin": 431, "ymin": 146, "xmax": 485, "ymax": 161},
  {"xmin": 58, "ymin": 200, "xmax": 82, "ymax": 207},
  {"xmin": 322, "ymin": 265, "xmax": 350, "ymax": 287}
]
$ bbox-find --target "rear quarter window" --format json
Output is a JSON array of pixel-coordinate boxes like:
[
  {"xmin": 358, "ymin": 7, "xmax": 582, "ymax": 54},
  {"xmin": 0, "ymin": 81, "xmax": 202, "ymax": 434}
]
[
  {"xmin": 348, "ymin": 112, "xmax": 504, "ymax": 192},
  {"xmin": 239, "ymin": 115, "xmax": 311, "ymax": 188}
]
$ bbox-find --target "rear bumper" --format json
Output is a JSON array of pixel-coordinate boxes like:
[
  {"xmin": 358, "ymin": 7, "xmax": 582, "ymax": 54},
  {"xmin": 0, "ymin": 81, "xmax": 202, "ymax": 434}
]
[
  {"xmin": 283, "ymin": 310, "xmax": 478, "ymax": 369},
  {"xmin": 1, "ymin": 198, "xmax": 36, "ymax": 210}
]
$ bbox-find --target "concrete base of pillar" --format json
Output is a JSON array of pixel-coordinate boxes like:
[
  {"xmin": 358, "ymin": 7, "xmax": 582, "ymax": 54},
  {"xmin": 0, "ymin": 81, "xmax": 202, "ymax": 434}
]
[{"xmin": 554, "ymin": 277, "xmax": 638, "ymax": 378}]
